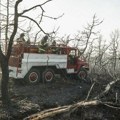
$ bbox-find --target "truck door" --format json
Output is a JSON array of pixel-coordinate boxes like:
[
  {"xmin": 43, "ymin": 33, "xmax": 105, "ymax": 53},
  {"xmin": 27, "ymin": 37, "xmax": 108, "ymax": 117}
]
[{"xmin": 67, "ymin": 49, "xmax": 77, "ymax": 70}]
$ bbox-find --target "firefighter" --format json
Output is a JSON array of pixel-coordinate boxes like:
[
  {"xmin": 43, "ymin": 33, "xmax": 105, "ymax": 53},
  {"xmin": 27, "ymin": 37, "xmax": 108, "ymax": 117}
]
[
  {"xmin": 15, "ymin": 33, "xmax": 26, "ymax": 54},
  {"xmin": 51, "ymin": 40, "xmax": 60, "ymax": 54},
  {"xmin": 26, "ymin": 39, "xmax": 31, "ymax": 45},
  {"xmin": 51, "ymin": 40, "xmax": 57, "ymax": 53},
  {"xmin": 52, "ymin": 40, "xmax": 56, "ymax": 46},
  {"xmin": 69, "ymin": 54, "xmax": 75, "ymax": 64},
  {"xmin": 17, "ymin": 33, "xmax": 26, "ymax": 44},
  {"xmin": 39, "ymin": 35, "xmax": 48, "ymax": 53}
]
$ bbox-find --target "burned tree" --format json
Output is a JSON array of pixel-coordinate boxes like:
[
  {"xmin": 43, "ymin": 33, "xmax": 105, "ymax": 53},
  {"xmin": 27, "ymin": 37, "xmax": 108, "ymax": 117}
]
[
  {"xmin": 109, "ymin": 29, "xmax": 120, "ymax": 74},
  {"xmin": 0, "ymin": 0, "xmax": 22, "ymax": 106},
  {"xmin": 0, "ymin": 0, "xmax": 55, "ymax": 107},
  {"xmin": 75, "ymin": 14, "xmax": 103, "ymax": 55}
]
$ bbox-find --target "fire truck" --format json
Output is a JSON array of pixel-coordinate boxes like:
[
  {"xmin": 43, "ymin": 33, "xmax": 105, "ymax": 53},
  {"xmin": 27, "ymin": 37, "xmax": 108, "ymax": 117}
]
[{"xmin": 9, "ymin": 43, "xmax": 89, "ymax": 84}]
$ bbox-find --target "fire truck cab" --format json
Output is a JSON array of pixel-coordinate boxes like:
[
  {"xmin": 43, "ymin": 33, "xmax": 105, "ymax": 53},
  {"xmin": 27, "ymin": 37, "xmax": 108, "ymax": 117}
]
[{"xmin": 9, "ymin": 43, "xmax": 89, "ymax": 84}]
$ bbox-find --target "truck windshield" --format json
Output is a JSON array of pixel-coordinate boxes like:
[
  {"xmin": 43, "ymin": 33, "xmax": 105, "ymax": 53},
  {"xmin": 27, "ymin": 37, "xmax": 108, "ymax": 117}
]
[{"xmin": 69, "ymin": 50, "xmax": 76, "ymax": 56}]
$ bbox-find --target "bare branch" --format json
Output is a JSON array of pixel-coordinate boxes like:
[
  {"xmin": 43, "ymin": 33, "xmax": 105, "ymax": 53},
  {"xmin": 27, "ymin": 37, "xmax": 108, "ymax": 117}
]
[
  {"xmin": 18, "ymin": 0, "xmax": 52, "ymax": 16},
  {"xmin": 20, "ymin": 15, "xmax": 47, "ymax": 34},
  {"xmin": 42, "ymin": 13, "xmax": 64, "ymax": 20},
  {"xmin": 85, "ymin": 82, "xmax": 95, "ymax": 101},
  {"xmin": 40, "ymin": 0, "xmax": 52, "ymax": 6},
  {"xmin": 94, "ymin": 78, "xmax": 120, "ymax": 100},
  {"xmin": 19, "ymin": 5, "xmax": 43, "ymax": 16}
]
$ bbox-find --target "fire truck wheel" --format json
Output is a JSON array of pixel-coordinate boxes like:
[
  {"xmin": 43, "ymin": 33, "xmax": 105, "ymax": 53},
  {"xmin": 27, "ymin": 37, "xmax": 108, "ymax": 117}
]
[
  {"xmin": 77, "ymin": 68, "xmax": 87, "ymax": 80},
  {"xmin": 42, "ymin": 69, "xmax": 55, "ymax": 83},
  {"xmin": 25, "ymin": 68, "xmax": 41, "ymax": 84}
]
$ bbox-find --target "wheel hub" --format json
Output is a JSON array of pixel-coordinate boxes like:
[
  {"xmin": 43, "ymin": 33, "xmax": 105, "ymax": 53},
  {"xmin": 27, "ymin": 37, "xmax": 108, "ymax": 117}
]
[
  {"xmin": 29, "ymin": 72, "xmax": 38, "ymax": 82},
  {"xmin": 45, "ymin": 72, "xmax": 53, "ymax": 81}
]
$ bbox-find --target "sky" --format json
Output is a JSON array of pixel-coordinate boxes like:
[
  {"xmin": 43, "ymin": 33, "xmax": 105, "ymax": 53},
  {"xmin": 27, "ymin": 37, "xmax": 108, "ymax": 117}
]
[
  {"xmin": 41, "ymin": 0, "xmax": 120, "ymax": 39},
  {"xmin": 2, "ymin": 0, "xmax": 119, "ymax": 40}
]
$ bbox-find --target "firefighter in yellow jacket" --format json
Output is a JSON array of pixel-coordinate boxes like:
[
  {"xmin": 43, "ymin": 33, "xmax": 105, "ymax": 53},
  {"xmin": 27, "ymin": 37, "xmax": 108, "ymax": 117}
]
[{"xmin": 39, "ymin": 35, "xmax": 48, "ymax": 53}]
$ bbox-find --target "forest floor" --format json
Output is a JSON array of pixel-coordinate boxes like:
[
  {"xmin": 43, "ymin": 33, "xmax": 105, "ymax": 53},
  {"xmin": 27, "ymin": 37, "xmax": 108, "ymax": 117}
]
[{"xmin": 0, "ymin": 74, "xmax": 120, "ymax": 120}]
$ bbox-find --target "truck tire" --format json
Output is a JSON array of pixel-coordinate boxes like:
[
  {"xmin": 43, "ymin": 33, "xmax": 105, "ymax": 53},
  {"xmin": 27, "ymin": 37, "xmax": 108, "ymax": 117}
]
[
  {"xmin": 77, "ymin": 68, "xmax": 87, "ymax": 81},
  {"xmin": 42, "ymin": 68, "xmax": 55, "ymax": 83},
  {"xmin": 25, "ymin": 68, "xmax": 41, "ymax": 84}
]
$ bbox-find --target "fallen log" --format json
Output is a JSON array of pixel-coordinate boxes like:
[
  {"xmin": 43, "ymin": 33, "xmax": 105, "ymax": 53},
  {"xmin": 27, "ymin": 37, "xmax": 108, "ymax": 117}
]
[{"xmin": 24, "ymin": 100, "xmax": 100, "ymax": 120}]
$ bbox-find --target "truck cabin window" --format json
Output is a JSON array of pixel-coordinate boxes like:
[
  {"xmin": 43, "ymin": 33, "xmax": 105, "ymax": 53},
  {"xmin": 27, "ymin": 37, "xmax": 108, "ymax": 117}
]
[{"xmin": 69, "ymin": 50, "xmax": 76, "ymax": 56}]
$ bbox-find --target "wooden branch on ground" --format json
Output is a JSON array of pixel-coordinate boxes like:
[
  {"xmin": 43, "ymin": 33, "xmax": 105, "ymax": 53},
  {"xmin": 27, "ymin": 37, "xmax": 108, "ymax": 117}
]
[
  {"xmin": 94, "ymin": 78, "xmax": 120, "ymax": 100},
  {"xmin": 85, "ymin": 82, "xmax": 95, "ymax": 101},
  {"xmin": 23, "ymin": 100, "xmax": 100, "ymax": 120}
]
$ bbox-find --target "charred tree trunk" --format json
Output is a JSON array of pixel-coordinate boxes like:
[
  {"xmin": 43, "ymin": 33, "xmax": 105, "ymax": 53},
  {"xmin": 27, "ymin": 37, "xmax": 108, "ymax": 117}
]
[
  {"xmin": 0, "ymin": 0, "xmax": 22, "ymax": 107},
  {"xmin": 0, "ymin": 55, "xmax": 10, "ymax": 106},
  {"xmin": 0, "ymin": 0, "xmax": 52, "ymax": 107}
]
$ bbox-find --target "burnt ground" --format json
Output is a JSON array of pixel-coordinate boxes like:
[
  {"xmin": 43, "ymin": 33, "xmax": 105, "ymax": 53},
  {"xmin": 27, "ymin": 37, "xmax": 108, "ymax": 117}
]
[{"xmin": 0, "ymin": 74, "xmax": 120, "ymax": 120}]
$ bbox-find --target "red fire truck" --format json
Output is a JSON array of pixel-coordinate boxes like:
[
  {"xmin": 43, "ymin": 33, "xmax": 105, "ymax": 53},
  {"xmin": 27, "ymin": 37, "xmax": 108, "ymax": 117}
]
[{"xmin": 9, "ymin": 43, "xmax": 89, "ymax": 84}]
